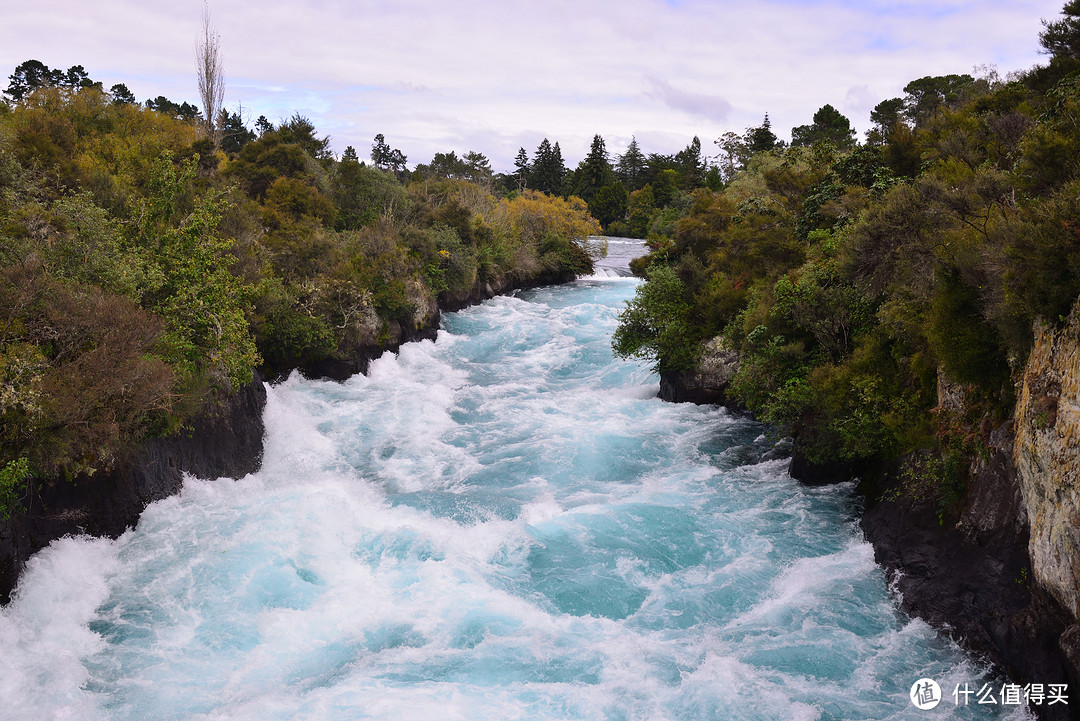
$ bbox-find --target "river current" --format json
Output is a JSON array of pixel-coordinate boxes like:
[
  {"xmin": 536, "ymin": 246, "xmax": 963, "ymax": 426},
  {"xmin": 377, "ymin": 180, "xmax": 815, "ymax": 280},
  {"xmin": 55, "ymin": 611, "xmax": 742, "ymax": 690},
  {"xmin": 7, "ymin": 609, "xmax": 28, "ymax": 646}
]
[{"xmin": 1, "ymin": 240, "xmax": 1027, "ymax": 719}]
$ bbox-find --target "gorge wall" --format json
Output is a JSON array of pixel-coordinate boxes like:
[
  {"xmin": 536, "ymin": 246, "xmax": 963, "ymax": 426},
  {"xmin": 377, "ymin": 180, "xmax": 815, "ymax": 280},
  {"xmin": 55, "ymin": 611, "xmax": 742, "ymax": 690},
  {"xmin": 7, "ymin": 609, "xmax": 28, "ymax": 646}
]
[
  {"xmin": 849, "ymin": 301, "xmax": 1080, "ymax": 720},
  {"xmin": 1015, "ymin": 306, "xmax": 1080, "ymax": 624},
  {"xmin": 0, "ymin": 375, "xmax": 268, "ymax": 603}
]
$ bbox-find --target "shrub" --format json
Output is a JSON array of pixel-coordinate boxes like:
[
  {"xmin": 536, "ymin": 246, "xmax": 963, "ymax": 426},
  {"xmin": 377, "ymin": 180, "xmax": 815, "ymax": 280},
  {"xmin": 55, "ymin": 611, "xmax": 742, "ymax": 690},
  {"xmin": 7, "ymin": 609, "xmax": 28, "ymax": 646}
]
[{"xmin": 611, "ymin": 263, "xmax": 699, "ymax": 373}]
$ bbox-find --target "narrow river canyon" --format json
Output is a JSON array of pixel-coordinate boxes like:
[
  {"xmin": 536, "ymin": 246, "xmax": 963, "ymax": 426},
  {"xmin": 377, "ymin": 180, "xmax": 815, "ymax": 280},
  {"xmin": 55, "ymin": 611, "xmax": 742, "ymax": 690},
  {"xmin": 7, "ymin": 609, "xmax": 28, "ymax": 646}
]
[{"xmin": 0, "ymin": 240, "xmax": 1025, "ymax": 720}]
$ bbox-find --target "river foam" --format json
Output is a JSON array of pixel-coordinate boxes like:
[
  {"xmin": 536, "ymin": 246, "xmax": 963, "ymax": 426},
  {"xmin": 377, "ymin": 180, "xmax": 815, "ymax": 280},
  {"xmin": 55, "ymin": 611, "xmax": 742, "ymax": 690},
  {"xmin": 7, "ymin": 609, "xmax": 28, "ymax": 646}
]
[{"xmin": 0, "ymin": 274, "xmax": 1030, "ymax": 720}]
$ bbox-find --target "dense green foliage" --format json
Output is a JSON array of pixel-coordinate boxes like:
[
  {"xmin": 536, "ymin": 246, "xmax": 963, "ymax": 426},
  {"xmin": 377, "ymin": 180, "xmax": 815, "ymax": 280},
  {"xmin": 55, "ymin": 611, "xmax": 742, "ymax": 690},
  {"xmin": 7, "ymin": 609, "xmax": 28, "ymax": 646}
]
[
  {"xmin": 0, "ymin": 80, "xmax": 601, "ymax": 507},
  {"xmin": 614, "ymin": 4, "xmax": 1080, "ymax": 511}
]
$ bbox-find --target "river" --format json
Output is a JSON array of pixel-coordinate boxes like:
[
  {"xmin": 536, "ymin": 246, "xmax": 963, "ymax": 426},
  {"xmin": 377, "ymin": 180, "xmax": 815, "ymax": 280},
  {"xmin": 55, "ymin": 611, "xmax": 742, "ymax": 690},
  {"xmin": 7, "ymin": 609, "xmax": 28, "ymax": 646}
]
[{"xmin": 0, "ymin": 239, "xmax": 1026, "ymax": 720}]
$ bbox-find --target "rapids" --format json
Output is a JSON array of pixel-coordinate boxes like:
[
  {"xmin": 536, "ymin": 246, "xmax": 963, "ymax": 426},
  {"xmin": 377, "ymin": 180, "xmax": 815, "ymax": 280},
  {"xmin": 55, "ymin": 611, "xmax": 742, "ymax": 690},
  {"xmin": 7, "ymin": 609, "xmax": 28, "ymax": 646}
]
[{"xmin": 0, "ymin": 240, "xmax": 1027, "ymax": 719}]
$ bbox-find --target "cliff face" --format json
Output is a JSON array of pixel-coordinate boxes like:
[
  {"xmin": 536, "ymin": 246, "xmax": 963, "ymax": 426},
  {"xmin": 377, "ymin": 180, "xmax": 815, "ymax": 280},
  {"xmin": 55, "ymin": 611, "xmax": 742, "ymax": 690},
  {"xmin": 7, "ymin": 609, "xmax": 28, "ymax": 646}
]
[
  {"xmin": 0, "ymin": 375, "xmax": 267, "ymax": 602},
  {"xmin": 858, "ymin": 304, "xmax": 1080, "ymax": 720},
  {"xmin": 859, "ymin": 420, "xmax": 1080, "ymax": 719},
  {"xmin": 1015, "ymin": 302, "xmax": 1080, "ymax": 624}
]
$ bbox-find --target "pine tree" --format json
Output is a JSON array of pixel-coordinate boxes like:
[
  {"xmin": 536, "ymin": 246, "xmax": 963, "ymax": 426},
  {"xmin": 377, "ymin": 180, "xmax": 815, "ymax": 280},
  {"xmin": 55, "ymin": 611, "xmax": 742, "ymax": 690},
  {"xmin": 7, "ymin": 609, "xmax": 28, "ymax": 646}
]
[
  {"xmin": 1040, "ymin": 0, "xmax": 1080, "ymax": 60},
  {"xmin": 616, "ymin": 137, "xmax": 647, "ymax": 191},
  {"xmin": 531, "ymin": 138, "xmax": 566, "ymax": 195},
  {"xmin": 745, "ymin": 115, "xmax": 778, "ymax": 155},
  {"xmin": 513, "ymin": 147, "xmax": 530, "ymax": 189},
  {"xmin": 573, "ymin": 134, "xmax": 614, "ymax": 202}
]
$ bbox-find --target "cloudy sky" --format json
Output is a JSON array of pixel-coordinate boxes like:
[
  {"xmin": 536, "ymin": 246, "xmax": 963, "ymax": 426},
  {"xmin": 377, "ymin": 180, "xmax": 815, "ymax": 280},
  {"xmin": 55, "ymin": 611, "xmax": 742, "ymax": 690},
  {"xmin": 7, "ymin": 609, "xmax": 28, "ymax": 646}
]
[{"xmin": 0, "ymin": 0, "xmax": 1066, "ymax": 172}]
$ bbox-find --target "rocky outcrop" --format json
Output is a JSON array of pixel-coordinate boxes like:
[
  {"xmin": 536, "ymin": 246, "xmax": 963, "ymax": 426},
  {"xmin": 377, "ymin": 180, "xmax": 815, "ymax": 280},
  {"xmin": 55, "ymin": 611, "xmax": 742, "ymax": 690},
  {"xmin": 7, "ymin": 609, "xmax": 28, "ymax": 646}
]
[
  {"xmin": 658, "ymin": 336, "xmax": 741, "ymax": 405},
  {"xmin": 1015, "ymin": 302, "xmax": 1080, "ymax": 623},
  {"xmin": 0, "ymin": 375, "xmax": 267, "ymax": 602},
  {"xmin": 290, "ymin": 278, "xmax": 442, "ymax": 381}
]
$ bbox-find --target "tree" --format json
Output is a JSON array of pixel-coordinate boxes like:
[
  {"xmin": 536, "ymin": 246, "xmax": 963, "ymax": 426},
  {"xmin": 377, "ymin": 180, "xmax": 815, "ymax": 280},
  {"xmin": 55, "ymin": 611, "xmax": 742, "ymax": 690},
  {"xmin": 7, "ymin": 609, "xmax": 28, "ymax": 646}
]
[
  {"xmin": 371, "ymin": 133, "xmax": 408, "ymax": 178},
  {"xmin": 62, "ymin": 65, "xmax": 94, "ymax": 89},
  {"xmin": 342, "ymin": 145, "xmax": 359, "ymax": 163},
  {"xmin": 590, "ymin": 181, "xmax": 629, "ymax": 228},
  {"xmin": 4, "ymin": 60, "xmax": 100, "ymax": 101},
  {"xmin": 616, "ymin": 137, "xmax": 648, "ymax": 191},
  {"xmin": 416, "ymin": 150, "xmax": 467, "ymax": 179},
  {"xmin": 255, "ymin": 115, "xmax": 274, "ymax": 136},
  {"xmin": 715, "ymin": 131, "xmax": 747, "ymax": 182},
  {"xmin": 714, "ymin": 116, "xmax": 779, "ymax": 183},
  {"xmin": 573, "ymin": 134, "xmax": 615, "ymax": 202},
  {"xmin": 866, "ymin": 97, "xmax": 905, "ymax": 146},
  {"xmin": 146, "ymin": 96, "xmax": 202, "ymax": 121},
  {"xmin": 530, "ymin": 138, "xmax": 566, "ymax": 195},
  {"xmin": 219, "ymin": 110, "xmax": 254, "ymax": 153},
  {"xmin": 674, "ymin": 136, "xmax": 704, "ymax": 189},
  {"xmin": 791, "ymin": 104, "xmax": 856, "ymax": 148},
  {"xmin": 1040, "ymin": 0, "xmax": 1080, "ymax": 60},
  {"xmin": 902, "ymin": 75, "xmax": 974, "ymax": 127},
  {"xmin": 463, "ymin": 151, "xmax": 492, "ymax": 185},
  {"xmin": 626, "ymin": 184, "xmax": 656, "ymax": 237},
  {"xmin": 513, "ymin": 147, "xmax": 530, "ymax": 190},
  {"xmin": 279, "ymin": 113, "xmax": 331, "ymax": 159},
  {"xmin": 746, "ymin": 114, "xmax": 778, "ymax": 155},
  {"xmin": 196, "ymin": 5, "xmax": 226, "ymax": 148},
  {"xmin": 652, "ymin": 168, "xmax": 679, "ymax": 207},
  {"xmin": 109, "ymin": 83, "xmax": 137, "ymax": 106},
  {"xmin": 5, "ymin": 60, "xmax": 59, "ymax": 100}
]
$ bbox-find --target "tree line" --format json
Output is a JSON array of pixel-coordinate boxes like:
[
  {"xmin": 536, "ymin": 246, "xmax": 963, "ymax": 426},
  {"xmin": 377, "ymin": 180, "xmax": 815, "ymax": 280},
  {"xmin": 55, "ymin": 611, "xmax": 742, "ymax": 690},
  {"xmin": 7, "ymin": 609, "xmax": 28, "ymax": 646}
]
[{"xmin": 0, "ymin": 69, "xmax": 600, "ymax": 516}]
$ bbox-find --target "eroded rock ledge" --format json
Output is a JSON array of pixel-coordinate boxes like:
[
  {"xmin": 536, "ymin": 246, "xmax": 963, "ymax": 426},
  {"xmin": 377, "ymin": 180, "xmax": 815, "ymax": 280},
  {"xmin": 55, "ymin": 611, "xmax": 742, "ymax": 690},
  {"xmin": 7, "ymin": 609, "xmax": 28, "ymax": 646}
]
[{"xmin": 658, "ymin": 336, "xmax": 741, "ymax": 406}]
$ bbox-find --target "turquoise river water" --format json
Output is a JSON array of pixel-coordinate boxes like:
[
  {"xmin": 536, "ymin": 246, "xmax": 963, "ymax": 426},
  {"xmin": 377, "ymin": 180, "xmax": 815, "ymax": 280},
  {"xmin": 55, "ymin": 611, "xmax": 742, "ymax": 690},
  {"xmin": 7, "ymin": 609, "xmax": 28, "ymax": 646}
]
[{"xmin": 0, "ymin": 240, "xmax": 1029, "ymax": 719}]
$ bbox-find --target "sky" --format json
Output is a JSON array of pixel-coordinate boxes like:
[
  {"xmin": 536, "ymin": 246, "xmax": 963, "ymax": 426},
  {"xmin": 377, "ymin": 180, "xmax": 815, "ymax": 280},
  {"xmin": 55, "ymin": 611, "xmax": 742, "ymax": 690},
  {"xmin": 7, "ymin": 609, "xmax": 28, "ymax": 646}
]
[{"xmin": 0, "ymin": 0, "xmax": 1067, "ymax": 172}]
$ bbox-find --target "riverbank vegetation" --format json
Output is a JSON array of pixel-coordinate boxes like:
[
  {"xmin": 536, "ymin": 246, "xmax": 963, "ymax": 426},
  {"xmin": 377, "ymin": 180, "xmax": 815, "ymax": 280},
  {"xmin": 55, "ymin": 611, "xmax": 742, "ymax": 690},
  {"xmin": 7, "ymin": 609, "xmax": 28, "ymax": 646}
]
[
  {"xmin": 614, "ymin": 2, "xmax": 1080, "ymax": 515},
  {"xmin": 0, "ymin": 68, "xmax": 601, "ymax": 513}
]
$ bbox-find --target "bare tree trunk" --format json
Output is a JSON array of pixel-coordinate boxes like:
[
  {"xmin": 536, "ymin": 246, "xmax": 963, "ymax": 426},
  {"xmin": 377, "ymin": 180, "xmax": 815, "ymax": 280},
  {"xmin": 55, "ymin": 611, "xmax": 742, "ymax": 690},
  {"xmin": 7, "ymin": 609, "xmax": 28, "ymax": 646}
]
[{"xmin": 196, "ymin": 4, "xmax": 225, "ymax": 149}]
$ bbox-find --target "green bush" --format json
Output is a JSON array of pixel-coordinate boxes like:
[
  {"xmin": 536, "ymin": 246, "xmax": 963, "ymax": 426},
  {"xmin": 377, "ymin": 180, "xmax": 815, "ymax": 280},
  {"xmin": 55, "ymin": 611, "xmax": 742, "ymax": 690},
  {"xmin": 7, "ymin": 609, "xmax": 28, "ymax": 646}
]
[
  {"xmin": 612, "ymin": 263, "xmax": 699, "ymax": 373},
  {"xmin": 926, "ymin": 270, "xmax": 1010, "ymax": 393},
  {"xmin": 0, "ymin": 458, "xmax": 29, "ymax": 520}
]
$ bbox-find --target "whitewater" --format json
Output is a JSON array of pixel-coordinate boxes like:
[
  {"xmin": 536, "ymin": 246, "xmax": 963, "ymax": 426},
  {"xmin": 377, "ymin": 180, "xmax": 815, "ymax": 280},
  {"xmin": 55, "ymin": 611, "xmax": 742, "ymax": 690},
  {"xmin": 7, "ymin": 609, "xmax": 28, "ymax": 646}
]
[{"xmin": 0, "ymin": 239, "xmax": 1026, "ymax": 720}]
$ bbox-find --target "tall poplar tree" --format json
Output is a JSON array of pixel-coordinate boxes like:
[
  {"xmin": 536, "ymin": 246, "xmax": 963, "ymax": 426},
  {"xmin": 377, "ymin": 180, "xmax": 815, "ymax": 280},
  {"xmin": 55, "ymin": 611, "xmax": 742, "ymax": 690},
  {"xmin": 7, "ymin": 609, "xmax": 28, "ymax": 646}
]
[{"xmin": 196, "ymin": 5, "xmax": 225, "ymax": 149}]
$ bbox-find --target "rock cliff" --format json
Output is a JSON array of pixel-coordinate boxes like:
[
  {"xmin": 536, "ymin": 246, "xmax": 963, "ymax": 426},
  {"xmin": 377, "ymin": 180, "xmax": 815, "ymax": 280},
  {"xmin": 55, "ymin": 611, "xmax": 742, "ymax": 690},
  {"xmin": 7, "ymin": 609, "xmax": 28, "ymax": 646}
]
[
  {"xmin": 858, "ymin": 300, "xmax": 1080, "ymax": 720},
  {"xmin": 1015, "ymin": 302, "xmax": 1080, "ymax": 623},
  {"xmin": 0, "ymin": 376, "xmax": 267, "ymax": 602}
]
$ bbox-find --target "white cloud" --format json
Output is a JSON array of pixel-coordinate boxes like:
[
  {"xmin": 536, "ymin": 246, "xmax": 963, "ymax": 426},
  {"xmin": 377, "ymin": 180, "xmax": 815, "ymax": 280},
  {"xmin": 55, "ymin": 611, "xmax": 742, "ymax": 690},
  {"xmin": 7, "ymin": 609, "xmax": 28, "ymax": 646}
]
[{"xmin": 0, "ymin": 0, "xmax": 1066, "ymax": 170}]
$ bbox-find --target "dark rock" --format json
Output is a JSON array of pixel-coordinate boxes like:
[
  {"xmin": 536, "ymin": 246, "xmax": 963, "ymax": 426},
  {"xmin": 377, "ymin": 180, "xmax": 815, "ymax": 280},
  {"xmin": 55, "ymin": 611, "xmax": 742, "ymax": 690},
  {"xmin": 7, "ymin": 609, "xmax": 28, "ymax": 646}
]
[
  {"xmin": 0, "ymin": 374, "xmax": 267, "ymax": 603},
  {"xmin": 860, "ymin": 421, "xmax": 1080, "ymax": 720},
  {"xmin": 298, "ymin": 321, "xmax": 440, "ymax": 382},
  {"xmin": 658, "ymin": 337, "xmax": 740, "ymax": 406},
  {"xmin": 788, "ymin": 445, "xmax": 868, "ymax": 486}
]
